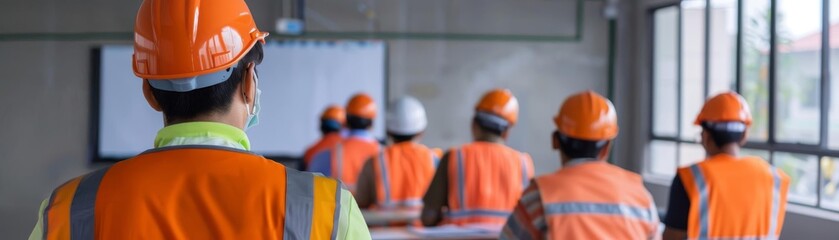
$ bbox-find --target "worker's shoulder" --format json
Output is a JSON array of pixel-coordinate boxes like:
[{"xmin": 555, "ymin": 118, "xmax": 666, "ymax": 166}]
[
  {"xmin": 116, "ymin": 145, "xmax": 285, "ymax": 173},
  {"xmin": 455, "ymin": 141, "xmax": 521, "ymax": 153},
  {"xmin": 131, "ymin": 145, "xmax": 267, "ymax": 159},
  {"xmin": 288, "ymin": 167, "xmax": 346, "ymax": 188},
  {"xmin": 547, "ymin": 162, "xmax": 643, "ymax": 183}
]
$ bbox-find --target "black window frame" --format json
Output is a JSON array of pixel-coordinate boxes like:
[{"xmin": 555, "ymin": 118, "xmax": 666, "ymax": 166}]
[{"xmin": 648, "ymin": 0, "xmax": 839, "ymax": 212}]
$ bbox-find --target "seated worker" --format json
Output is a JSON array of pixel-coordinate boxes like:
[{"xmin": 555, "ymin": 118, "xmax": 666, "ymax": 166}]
[
  {"xmin": 304, "ymin": 105, "xmax": 346, "ymax": 169},
  {"xmin": 310, "ymin": 93, "xmax": 381, "ymax": 192},
  {"xmin": 28, "ymin": 0, "xmax": 370, "ymax": 238},
  {"xmin": 421, "ymin": 88, "xmax": 535, "ymax": 227},
  {"xmin": 663, "ymin": 92, "xmax": 790, "ymax": 240},
  {"xmin": 356, "ymin": 96, "xmax": 439, "ymax": 211},
  {"xmin": 500, "ymin": 91, "xmax": 659, "ymax": 239}
]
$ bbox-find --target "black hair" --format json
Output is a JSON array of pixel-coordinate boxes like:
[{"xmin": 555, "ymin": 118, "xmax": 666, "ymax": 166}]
[
  {"xmin": 389, "ymin": 133, "xmax": 419, "ymax": 143},
  {"xmin": 701, "ymin": 122, "xmax": 746, "ymax": 148},
  {"xmin": 347, "ymin": 115, "xmax": 373, "ymax": 130},
  {"xmin": 555, "ymin": 131, "xmax": 608, "ymax": 159},
  {"xmin": 151, "ymin": 43, "xmax": 264, "ymax": 123},
  {"xmin": 320, "ymin": 119, "xmax": 342, "ymax": 134},
  {"xmin": 472, "ymin": 116, "xmax": 507, "ymax": 137}
]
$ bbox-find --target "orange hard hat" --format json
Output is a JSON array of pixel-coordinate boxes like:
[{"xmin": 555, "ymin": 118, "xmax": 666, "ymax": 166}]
[
  {"xmin": 554, "ymin": 91, "xmax": 619, "ymax": 141},
  {"xmin": 321, "ymin": 105, "xmax": 346, "ymax": 125},
  {"xmin": 133, "ymin": 0, "xmax": 268, "ymax": 80},
  {"xmin": 694, "ymin": 92, "xmax": 753, "ymax": 126},
  {"xmin": 475, "ymin": 88, "xmax": 520, "ymax": 125},
  {"xmin": 347, "ymin": 93, "xmax": 377, "ymax": 119}
]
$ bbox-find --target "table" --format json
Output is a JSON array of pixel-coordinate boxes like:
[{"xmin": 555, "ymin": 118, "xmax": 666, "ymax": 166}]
[
  {"xmin": 362, "ymin": 209, "xmax": 421, "ymax": 226},
  {"xmin": 370, "ymin": 227, "xmax": 499, "ymax": 240}
]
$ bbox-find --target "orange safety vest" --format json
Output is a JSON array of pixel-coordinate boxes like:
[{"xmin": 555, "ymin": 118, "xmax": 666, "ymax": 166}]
[
  {"xmin": 42, "ymin": 146, "xmax": 343, "ymax": 240},
  {"xmin": 535, "ymin": 160, "xmax": 658, "ymax": 239},
  {"xmin": 678, "ymin": 154, "xmax": 790, "ymax": 240},
  {"xmin": 304, "ymin": 133, "xmax": 342, "ymax": 168},
  {"xmin": 331, "ymin": 138, "xmax": 380, "ymax": 192},
  {"xmin": 371, "ymin": 142, "xmax": 438, "ymax": 210},
  {"xmin": 446, "ymin": 142, "xmax": 534, "ymax": 226}
]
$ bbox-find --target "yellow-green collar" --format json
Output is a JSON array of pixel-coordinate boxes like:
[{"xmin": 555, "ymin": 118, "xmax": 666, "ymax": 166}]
[{"xmin": 154, "ymin": 122, "xmax": 251, "ymax": 150}]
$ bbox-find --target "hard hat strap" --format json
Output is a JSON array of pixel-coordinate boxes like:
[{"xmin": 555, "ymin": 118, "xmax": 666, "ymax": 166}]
[
  {"xmin": 701, "ymin": 121, "xmax": 747, "ymax": 133},
  {"xmin": 474, "ymin": 111, "xmax": 510, "ymax": 134},
  {"xmin": 148, "ymin": 66, "xmax": 237, "ymax": 92}
]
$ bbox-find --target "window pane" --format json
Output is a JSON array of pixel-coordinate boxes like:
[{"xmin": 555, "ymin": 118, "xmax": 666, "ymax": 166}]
[
  {"xmin": 741, "ymin": 148, "xmax": 771, "ymax": 161},
  {"xmin": 829, "ymin": 4, "xmax": 839, "ymax": 149},
  {"xmin": 681, "ymin": 0, "xmax": 707, "ymax": 141},
  {"xmin": 821, "ymin": 157, "xmax": 839, "ymax": 210},
  {"xmin": 774, "ymin": 0, "xmax": 822, "ymax": 145},
  {"xmin": 653, "ymin": 6, "xmax": 680, "ymax": 137},
  {"xmin": 708, "ymin": 0, "xmax": 738, "ymax": 96},
  {"xmin": 774, "ymin": 152, "xmax": 818, "ymax": 205},
  {"xmin": 649, "ymin": 140, "xmax": 678, "ymax": 176},
  {"xmin": 679, "ymin": 143, "xmax": 706, "ymax": 167},
  {"xmin": 740, "ymin": 0, "xmax": 770, "ymax": 142}
]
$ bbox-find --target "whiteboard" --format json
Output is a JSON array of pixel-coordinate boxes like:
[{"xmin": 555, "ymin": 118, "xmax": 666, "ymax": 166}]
[{"xmin": 98, "ymin": 40, "xmax": 386, "ymax": 159}]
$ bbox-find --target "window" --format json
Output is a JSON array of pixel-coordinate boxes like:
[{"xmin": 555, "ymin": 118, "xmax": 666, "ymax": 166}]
[
  {"xmin": 648, "ymin": 0, "xmax": 839, "ymax": 212},
  {"xmin": 653, "ymin": 6, "xmax": 680, "ymax": 138}
]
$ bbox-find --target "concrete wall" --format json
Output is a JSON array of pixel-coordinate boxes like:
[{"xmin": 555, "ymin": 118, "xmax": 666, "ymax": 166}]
[{"xmin": 0, "ymin": 0, "xmax": 611, "ymax": 238}]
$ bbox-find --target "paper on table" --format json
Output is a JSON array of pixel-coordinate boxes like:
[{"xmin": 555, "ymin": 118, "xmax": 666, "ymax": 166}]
[{"xmin": 408, "ymin": 224, "xmax": 501, "ymax": 237}]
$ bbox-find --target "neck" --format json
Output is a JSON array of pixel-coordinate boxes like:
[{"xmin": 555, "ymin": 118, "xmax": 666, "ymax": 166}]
[
  {"xmin": 708, "ymin": 143, "xmax": 739, "ymax": 157},
  {"xmin": 560, "ymin": 155, "xmax": 603, "ymax": 166},
  {"xmin": 474, "ymin": 134, "xmax": 504, "ymax": 144},
  {"xmin": 166, "ymin": 112, "xmax": 244, "ymax": 130}
]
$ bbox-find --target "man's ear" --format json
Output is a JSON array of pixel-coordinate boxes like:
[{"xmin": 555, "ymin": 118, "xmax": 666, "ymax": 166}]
[
  {"xmin": 241, "ymin": 62, "xmax": 256, "ymax": 107},
  {"xmin": 142, "ymin": 80, "xmax": 162, "ymax": 112},
  {"xmin": 552, "ymin": 132, "xmax": 560, "ymax": 150},
  {"xmin": 597, "ymin": 141, "xmax": 613, "ymax": 161},
  {"xmin": 739, "ymin": 130, "xmax": 749, "ymax": 146}
]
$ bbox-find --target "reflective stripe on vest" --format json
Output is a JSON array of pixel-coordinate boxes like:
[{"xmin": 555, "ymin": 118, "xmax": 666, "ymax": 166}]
[
  {"xmin": 519, "ymin": 153, "xmax": 530, "ymax": 189},
  {"xmin": 44, "ymin": 165, "xmax": 343, "ymax": 239},
  {"xmin": 334, "ymin": 143, "xmax": 344, "ymax": 180},
  {"xmin": 543, "ymin": 202, "xmax": 657, "ymax": 223},
  {"xmin": 769, "ymin": 167, "xmax": 781, "ymax": 239},
  {"xmin": 44, "ymin": 166, "xmax": 110, "ymax": 240},
  {"xmin": 431, "ymin": 151, "xmax": 439, "ymax": 168},
  {"xmin": 376, "ymin": 147, "xmax": 437, "ymax": 209},
  {"xmin": 330, "ymin": 139, "xmax": 379, "ymax": 192},
  {"xmin": 378, "ymin": 151, "xmax": 393, "ymax": 207},
  {"xmin": 284, "ymin": 169, "xmax": 343, "ymax": 240},
  {"xmin": 689, "ymin": 164, "xmax": 784, "ymax": 239},
  {"xmin": 535, "ymin": 161, "xmax": 658, "ymax": 239},
  {"xmin": 450, "ymin": 148, "xmax": 529, "ymax": 220}
]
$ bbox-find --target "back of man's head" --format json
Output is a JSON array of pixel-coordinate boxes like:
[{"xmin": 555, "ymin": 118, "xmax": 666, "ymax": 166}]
[
  {"xmin": 346, "ymin": 93, "xmax": 377, "ymax": 130},
  {"xmin": 151, "ymin": 44, "xmax": 264, "ymax": 123},
  {"xmin": 701, "ymin": 121, "xmax": 747, "ymax": 148},
  {"xmin": 386, "ymin": 96, "xmax": 428, "ymax": 143}
]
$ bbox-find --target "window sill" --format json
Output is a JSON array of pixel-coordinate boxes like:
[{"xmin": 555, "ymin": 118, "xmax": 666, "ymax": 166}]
[
  {"xmin": 643, "ymin": 173, "xmax": 675, "ymax": 186},
  {"xmin": 786, "ymin": 204, "xmax": 839, "ymax": 222}
]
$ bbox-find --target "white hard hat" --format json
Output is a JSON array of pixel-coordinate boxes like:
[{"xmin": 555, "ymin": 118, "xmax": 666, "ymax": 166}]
[{"xmin": 386, "ymin": 96, "xmax": 428, "ymax": 135}]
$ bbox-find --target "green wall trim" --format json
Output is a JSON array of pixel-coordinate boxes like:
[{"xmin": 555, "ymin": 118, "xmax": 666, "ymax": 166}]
[
  {"xmin": 283, "ymin": 30, "xmax": 580, "ymax": 42},
  {"xmin": 0, "ymin": 0, "xmax": 590, "ymax": 43},
  {"xmin": 0, "ymin": 32, "xmax": 133, "ymax": 42}
]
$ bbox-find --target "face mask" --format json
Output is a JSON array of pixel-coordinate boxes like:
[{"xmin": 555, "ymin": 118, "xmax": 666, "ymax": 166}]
[{"xmin": 244, "ymin": 72, "xmax": 261, "ymax": 131}]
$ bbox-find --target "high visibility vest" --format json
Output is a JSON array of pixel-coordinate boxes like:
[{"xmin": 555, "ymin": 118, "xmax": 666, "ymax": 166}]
[
  {"xmin": 371, "ymin": 142, "xmax": 438, "ymax": 210},
  {"xmin": 446, "ymin": 142, "xmax": 534, "ymax": 226},
  {"xmin": 304, "ymin": 133, "xmax": 342, "ymax": 168},
  {"xmin": 678, "ymin": 154, "xmax": 790, "ymax": 240},
  {"xmin": 42, "ymin": 146, "xmax": 343, "ymax": 240},
  {"xmin": 330, "ymin": 138, "xmax": 380, "ymax": 192},
  {"xmin": 535, "ymin": 160, "xmax": 659, "ymax": 239}
]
